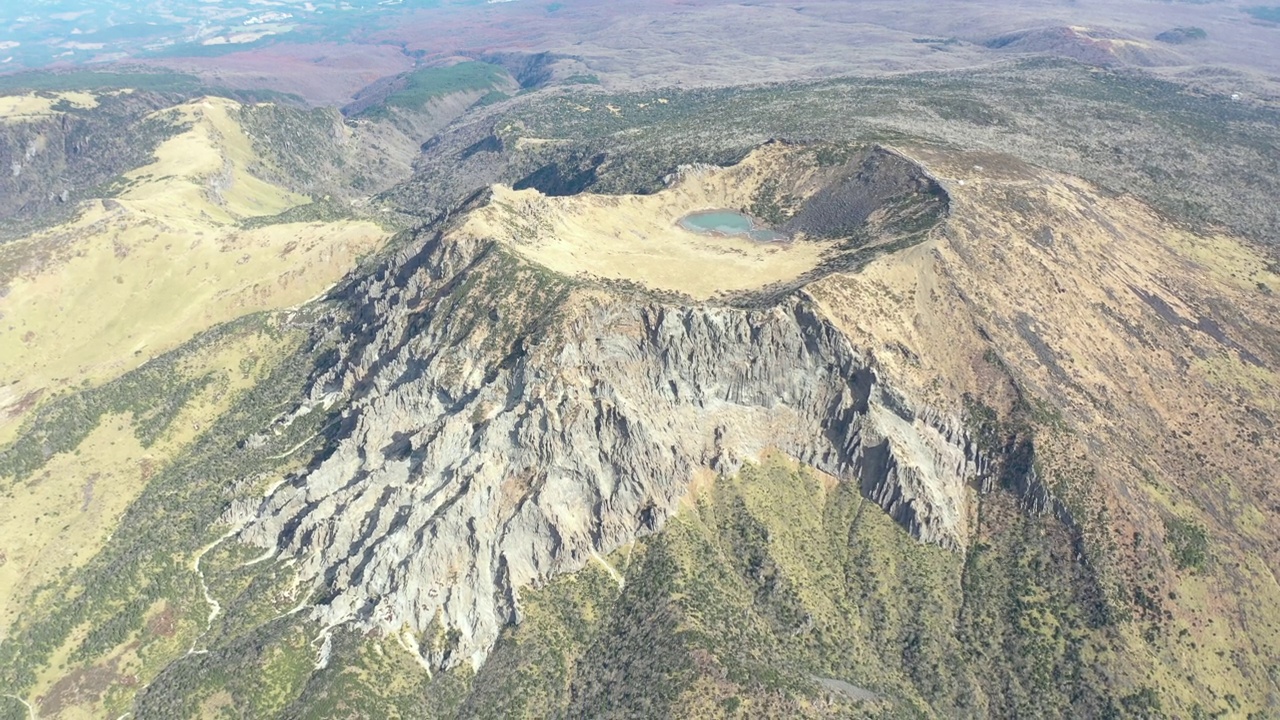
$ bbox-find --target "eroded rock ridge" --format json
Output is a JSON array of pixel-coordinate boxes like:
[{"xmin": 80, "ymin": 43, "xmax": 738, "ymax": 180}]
[{"xmin": 239, "ymin": 217, "xmax": 995, "ymax": 670}]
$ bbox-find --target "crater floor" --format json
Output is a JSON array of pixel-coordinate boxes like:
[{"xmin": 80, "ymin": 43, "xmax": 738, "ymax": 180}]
[
  {"xmin": 452, "ymin": 143, "xmax": 944, "ymax": 301},
  {"xmin": 453, "ymin": 150, "xmax": 824, "ymax": 299}
]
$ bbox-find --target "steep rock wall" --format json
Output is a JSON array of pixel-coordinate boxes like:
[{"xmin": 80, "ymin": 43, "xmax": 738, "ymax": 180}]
[{"xmin": 239, "ymin": 228, "xmax": 992, "ymax": 671}]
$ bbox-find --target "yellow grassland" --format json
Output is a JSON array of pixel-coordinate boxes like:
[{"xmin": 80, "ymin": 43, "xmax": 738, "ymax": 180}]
[
  {"xmin": 0, "ymin": 96, "xmax": 388, "ymax": 443},
  {"xmin": 0, "ymin": 91, "xmax": 98, "ymax": 122},
  {"xmin": 454, "ymin": 145, "xmax": 833, "ymax": 300},
  {"xmin": 0, "ymin": 328, "xmax": 294, "ymax": 638}
]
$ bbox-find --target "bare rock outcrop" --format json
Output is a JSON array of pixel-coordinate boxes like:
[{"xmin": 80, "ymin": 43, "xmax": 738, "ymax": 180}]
[{"xmin": 239, "ymin": 216, "xmax": 991, "ymax": 670}]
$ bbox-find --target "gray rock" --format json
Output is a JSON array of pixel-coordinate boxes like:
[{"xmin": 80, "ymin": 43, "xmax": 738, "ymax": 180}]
[{"xmin": 240, "ymin": 230, "xmax": 993, "ymax": 672}]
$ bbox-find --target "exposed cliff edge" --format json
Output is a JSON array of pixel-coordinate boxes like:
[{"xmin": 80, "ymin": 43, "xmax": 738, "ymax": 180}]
[
  {"xmin": 233, "ymin": 145, "xmax": 1009, "ymax": 671},
  {"xmin": 238, "ymin": 239, "xmax": 990, "ymax": 672}
]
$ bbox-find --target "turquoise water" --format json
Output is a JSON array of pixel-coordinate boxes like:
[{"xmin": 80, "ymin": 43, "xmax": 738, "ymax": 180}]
[{"xmin": 678, "ymin": 210, "xmax": 783, "ymax": 242}]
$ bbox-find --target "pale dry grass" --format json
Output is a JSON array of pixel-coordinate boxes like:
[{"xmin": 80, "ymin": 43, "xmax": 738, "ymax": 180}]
[
  {"xmin": 0, "ymin": 91, "xmax": 98, "ymax": 123},
  {"xmin": 0, "ymin": 329, "xmax": 288, "ymax": 639},
  {"xmin": 0, "ymin": 96, "xmax": 388, "ymax": 442},
  {"xmin": 455, "ymin": 146, "xmax": 835, "ymax": 300}
]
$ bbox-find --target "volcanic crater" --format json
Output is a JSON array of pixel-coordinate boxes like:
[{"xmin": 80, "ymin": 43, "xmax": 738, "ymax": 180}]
[{"xmin": 451, "ymin": 142, "xmax": 949, "ymax": 304}]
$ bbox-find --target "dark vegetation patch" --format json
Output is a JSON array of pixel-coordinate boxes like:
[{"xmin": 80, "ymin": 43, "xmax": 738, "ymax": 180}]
[
  {"xmin": 512, "ymin": 153, "xmax": 605, "ymax": 196},
  {"xmin": 0, "ymin": 70, "xmax": 201, "ymax": 94},
  {"xmin": 0, "ymin": 69, "xmax": 298, "ymax": 103},
  {"xmin": 460, "ymin": 134, "xmax": 504, "ymax": 162},
  {"xmin": 238, "ymin": 200, "xmax": 352, "ymax": 229},
  {"xmin": 470, "ymin": 90, "xmax": 510, "ymax": 108},
  {"xmin": 472, "ymin": 51, "xmax": 558, "ymax": 90},
  {"xmin": 1164, "ymin": 516, "xmax": 1210, "ymax": 571},
  {"xmin": 1155, "ymin": 27, "xmax": 1208, "ymax": 43},
  {"xmin": 0, "ymin": 342, "xmax": 216, "ymax": 480},
  {"xmin": 344, "ymin": 62, "xmax": 509, "ymax": 119},
  {"xmin": 133, "ymin": 617, "xmax": 316, "ymax": 717}
]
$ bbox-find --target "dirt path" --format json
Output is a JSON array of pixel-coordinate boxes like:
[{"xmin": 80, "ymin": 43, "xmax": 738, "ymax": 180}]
[
  {"xmin": 185, "ymin": 527, "xmax": 240, "ymax": 655},
  {"xmin": 2, "ymin": 693, "xmax": 36, "ymax": 720},
  {"xmin": 267, "ymin": 431, "xmax": 320, "ymax": 461},
  {"xmin": 589, "ymin": 549, "xmax": 625, "ymax": 589}
]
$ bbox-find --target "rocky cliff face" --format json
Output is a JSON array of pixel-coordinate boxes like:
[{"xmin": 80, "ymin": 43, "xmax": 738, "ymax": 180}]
[
  {"xmin": 0, "ymin": 91, "xmax": 181, "ymax": 236},
  {"xmin": 238, "ymin": 200, "xmax": 993, "ymax": 671}
]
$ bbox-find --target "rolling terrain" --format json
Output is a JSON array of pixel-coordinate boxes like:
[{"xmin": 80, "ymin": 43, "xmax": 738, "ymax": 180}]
[
  {"xmin": 0, "ymin": 32, "xmax": 1278, "ymax": 720},
  {"xmin": 0, "ymin": 93, "xmax": 391, "ymax": 439}
]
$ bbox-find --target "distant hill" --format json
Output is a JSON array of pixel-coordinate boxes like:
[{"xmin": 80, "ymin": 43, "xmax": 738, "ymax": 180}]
[
  {"xmin": 985, "ymin": 25, "xmax": 1184, "ymax": 66},
  {"xmin": 1156, "ymin": 26, "xmax": 1209, "ymax": 43},
  {"xmin": 342, "ymin": 62, "xmax": 514, "ymax": 120}
]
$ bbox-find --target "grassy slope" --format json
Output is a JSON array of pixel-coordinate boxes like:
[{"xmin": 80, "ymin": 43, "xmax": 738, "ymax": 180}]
[
  {"xmin": 0, "ymin": 327, "xmax": 286, "ymax": 640},
  {"xmin": 0, "ymin": 87, "xmax": 399, "ymax": 712},
  {"xmin": 0, "ymin": 94, "xmax": 388, "ymax": 443},
  {"xmin": 0, "ymin": 91, "xmax": 100, "ymax": 120},
  {"xmin": 355, "ymin": 62, "xmax": 511, "ymax": 120},
  {"xmin": 0, "ymin": 310, "xmax": 338, "ymax": 719},
  {"xmin": 95, "ymin": 453, "xmax": 1221, "ymax": 719}
]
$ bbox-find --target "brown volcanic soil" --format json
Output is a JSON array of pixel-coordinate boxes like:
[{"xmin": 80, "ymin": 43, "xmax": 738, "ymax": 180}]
[
  {"xmin": 984, "ymin": 25, "xmax": 1185, "ymax": 67},
  {"xmin": 135, "ymin": 42, "xmax": 415, "ymax": 106},
  {"xmin": 78, "ymin": 0, "xmax": 1280, "ymax": 104}
]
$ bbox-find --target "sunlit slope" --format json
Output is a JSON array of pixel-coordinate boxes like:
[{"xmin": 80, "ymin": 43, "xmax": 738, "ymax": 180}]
[
  {"xmin": 0, "ymin": 91, "xmax": 99, "ymax": 121},
  {"xmin": 0, "ymin": 312, "xmax": 324, "ymax": 720},
  {"xmin": 0, "ymin": 325, "xmax": 287, "ymax": 646},
  {"xmin": 0, "ymin": 96, "xmax": 388, "ymax": 440},
  {"xmin": 808, "ymin": 148, "xmax": 1280, "ymax": 714}
]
